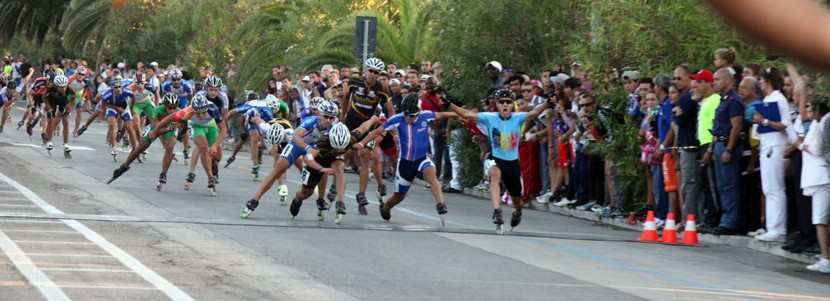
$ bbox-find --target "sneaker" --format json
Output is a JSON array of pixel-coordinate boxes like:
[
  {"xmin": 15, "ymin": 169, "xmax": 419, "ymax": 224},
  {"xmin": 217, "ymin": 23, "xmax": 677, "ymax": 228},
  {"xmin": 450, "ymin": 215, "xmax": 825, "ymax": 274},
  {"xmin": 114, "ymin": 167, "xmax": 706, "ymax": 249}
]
[
  {"xmin": 536, "ymin": 191, "xmax": 553, "ymax": 204},
  {"xmin": 755, "ymin": 232, "xmax": 785, "ymax": 242},
  {"xmin": 590, "ymin": 205, "xmax": 606, "ymax": 214},
  {"xmin": 654, "ymin": 218, "xmax": 665, "ymax": 229},
  {"xmin": 608, "ymin": 207, "xmax": 625, "ymax": 218},
  {"xmin": 442, "ymin": 186, "xmax": 462, "ymax": 193},
  {"xmin": 747, "ymin": 228, "xmax": 766, "ymax": 237},
  {"xmin": 806, "ymin": 258, "xmax": 830, "ymax": 273},
  {"xmin": 576, "ymin": 201, "xmax": 596, "ymax": 211},
  {"xmin": 553, "ymin": 198, "xmax": 576, "ymax": 207}
]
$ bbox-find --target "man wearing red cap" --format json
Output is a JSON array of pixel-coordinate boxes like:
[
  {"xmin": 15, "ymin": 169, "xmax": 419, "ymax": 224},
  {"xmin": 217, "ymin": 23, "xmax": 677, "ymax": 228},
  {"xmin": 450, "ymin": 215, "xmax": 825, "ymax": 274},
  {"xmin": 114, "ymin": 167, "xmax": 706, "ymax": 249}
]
[{"xmin": 693, "ymin": 68, "xmax": 722, "ymax": 231}]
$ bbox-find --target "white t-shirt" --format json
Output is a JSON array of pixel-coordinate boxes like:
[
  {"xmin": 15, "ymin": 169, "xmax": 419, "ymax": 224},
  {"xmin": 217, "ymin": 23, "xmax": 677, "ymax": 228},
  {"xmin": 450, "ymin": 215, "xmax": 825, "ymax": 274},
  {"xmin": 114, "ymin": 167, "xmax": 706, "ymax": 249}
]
[{"xmin": 759, "ymin": 90, "xmax": 792, "ymax": 148}]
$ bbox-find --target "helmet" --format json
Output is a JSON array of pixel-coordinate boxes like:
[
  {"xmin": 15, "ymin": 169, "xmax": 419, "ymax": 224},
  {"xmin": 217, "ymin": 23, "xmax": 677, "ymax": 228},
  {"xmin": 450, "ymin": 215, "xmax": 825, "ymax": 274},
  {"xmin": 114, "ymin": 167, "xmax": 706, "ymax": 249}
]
[
  {"xmin": 309, "ymin": 96, "xmax": 326, "ymax": 110},
  {"xmin": 364, "ymin": 57, "xmax": 385, "ymax": 72},
  {"xmin": 161, "ymin": 93, "xmax": 178, "ymax": 107},
  {"xmin": 244, "ymin": 90, "xmax": 258, "ymax": 101},
  {"xmin": 401, "ymin": 93, "xmax": 421, "ymax": 115},
  {"xmin": 110, "ymin": 76, "xmax": 124, "ymax": 88},
  {"xmin": 319, "ymin": 100, "xmax": 339, "ymax": 117},
  {"xmin": 168, "ymin": 69, "xmax": 183, "ymax": 80},
  {"xmin": 53, "ymin": 75, "xmax": 68, "ymax": 87},
  {"xmin": 205, "ymin": 75, "xmax": 222, "ymax": 88},
  {"xmin": 492, "ymin": 88, "xmax": 516, "ymax": 100},
  {"xmin": 328, "ymin": 123, "xmax": 351, "ymax": 150},
  {"xmin": 191, "ymin": 93, "xmax": 210, "ymax": 113},
  {"xmin": 264, "ymin": 94, "xmax": 280, "ymax": 111},
  {"xmin": 265, "ymin": 123, "xmax": 285, "ymax": 147}
]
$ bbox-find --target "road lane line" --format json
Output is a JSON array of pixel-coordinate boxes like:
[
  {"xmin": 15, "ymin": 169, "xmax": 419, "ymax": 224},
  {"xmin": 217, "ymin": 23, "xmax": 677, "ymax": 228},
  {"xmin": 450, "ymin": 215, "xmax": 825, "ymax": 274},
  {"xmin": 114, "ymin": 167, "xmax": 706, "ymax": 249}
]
[
  {"xmin": 40, "ymin": 267, "xmax": 132, "ymax": 273},
  {"xmin": 14, "ymin": 240, "xmax": 95, "ymax": 245},
  {"xmin": 54, "ymin": 283, "xmax": 159, "ymax": 290},
  {"xmin": 0, "ymin": 171, "xmax": 195, "ymax": 301},
  {"xmin": 0, "ymin": 219, "xmax": 63, "ymax": 224},
  {"xmin": 0, "ymin": 230, "xmax": 71, "ymax": 300},
  {"xmin": 1, "ymin": 229, "xmax": 81, "ymax": 234},
  {"xmin": 25, "ymin": 253, "xmax": 113, "ymax": 258}
]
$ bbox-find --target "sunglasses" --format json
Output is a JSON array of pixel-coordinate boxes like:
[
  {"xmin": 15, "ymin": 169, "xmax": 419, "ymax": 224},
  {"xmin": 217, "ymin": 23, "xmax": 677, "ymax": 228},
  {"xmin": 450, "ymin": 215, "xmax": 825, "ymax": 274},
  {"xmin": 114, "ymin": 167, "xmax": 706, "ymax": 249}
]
[
  {"xmin": 498, "ymin": 99, "xmax": 514, "ymax": 105},
  {"xmin": 406, "ymin": 113, "xmax": 420, "ymax": 118},
  {"xmin": 368, "ymin": 69, "xmax": 379, "ymax": 74},
  {"xmin": 173, "ymin": 79, "xmax": 181, "ymax": 82},
  {"xmin": 195, "ymin": 108, "xmax": 208, "ymax": 114},
  {"xmin": 672, "ymin": 77, "xmax": 682, "ymax": 80},
  {"xmin": 322, "ymin": 115, "xmax": 336, "ymax": 120}
]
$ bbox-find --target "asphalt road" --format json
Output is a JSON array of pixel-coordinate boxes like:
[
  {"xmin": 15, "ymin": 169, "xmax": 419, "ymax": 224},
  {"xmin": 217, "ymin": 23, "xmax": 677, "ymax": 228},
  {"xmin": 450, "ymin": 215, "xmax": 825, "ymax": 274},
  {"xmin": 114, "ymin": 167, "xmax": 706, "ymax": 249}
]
[{"xmin": 0, "ymin": 105, "xmax": 828, "ymax": 301}]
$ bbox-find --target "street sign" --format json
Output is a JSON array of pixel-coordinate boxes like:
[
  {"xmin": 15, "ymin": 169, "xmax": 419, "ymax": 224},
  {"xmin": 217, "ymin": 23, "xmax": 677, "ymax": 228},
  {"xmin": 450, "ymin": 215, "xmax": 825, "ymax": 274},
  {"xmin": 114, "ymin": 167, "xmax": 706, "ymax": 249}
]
[{"xmin": 355, "ymin": 16, "xmax": 377, "ymax": 65}]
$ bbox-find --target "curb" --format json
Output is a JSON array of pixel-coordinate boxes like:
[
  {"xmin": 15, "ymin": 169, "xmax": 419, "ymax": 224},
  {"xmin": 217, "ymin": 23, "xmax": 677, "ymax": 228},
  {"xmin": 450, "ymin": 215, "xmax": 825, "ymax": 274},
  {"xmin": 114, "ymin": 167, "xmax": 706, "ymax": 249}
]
[{"xmin": 459, "ymin": 187, "xmax": 816, "ymax": 264}]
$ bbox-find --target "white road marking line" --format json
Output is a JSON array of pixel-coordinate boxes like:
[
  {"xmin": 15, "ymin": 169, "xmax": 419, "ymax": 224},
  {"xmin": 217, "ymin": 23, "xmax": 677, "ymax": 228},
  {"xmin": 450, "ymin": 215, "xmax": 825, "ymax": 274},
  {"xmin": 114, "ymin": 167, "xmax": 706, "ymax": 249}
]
[
  {"xmin": 0, "ymin": 204, "xmax": 39, "ymax": 208},
  {"xmin": 14, "ymin": 240, "xmax": 95, "ymax": 245},
  {"xmin": 40, "ymin": 267, "xmax": 132, "ymax": 273},
  {"xmin": 0, "ymin": 191, "xmax": 23, "ymax": 194},
  {"xmin": 2, "ymin": 229, "xmax": 81, "ymax": 234},
  {"xmin": 66, "ymin": 146, "xmax": 95, "ymax": 151},
  {"xmin": 54, "ymin": 283, "xmax": 159, "ymax": 290},
  {"xmin": 25, "ymin": 253, "xmax": 113, "ymax": 258},
  {"xmin": 10, "ymin": 143, "xmax": 41, "ymax": 149},
  {"xmin": 0, "ymin": 219, "xmax": 63, "ymax": 224},
  {"xmin": 0, "ymin": 171, "xmax": 195, "ymax": 301},
  {"xmin": 0, "ymin": 230, "xmax": 71, "ymax": 300}
]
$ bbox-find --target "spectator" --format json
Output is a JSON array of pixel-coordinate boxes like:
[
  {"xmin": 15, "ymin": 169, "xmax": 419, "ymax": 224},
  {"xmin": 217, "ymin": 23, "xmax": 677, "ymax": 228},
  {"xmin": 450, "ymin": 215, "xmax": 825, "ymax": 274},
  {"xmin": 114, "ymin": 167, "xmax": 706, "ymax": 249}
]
[
  {"xmin": 485, "ymin": 61, "xmax": 504, "ymax": 90},
  {"xmin": 407, "ymin": 70, "xmax": 420, "ymax": 88},
  {"xmin": 622, "ymin": 70, "xmax": 642, "ymax": 119},
  {"xmin": 708, "ymin": 67, "xmax": 744, "ymax": 235},
  {"xmin": 753, "ymin": 67, "xmax": 792, "ymax": 242},
  {"xmin": 671, "ymin": 65, "xmax": 702, "ymax": 225},
  {"xmin": 738, "ymin": 76, "xmax": 764, "ymax": 234},
  {"xmin": 799, "ymin": 95, "xmax": 830, "ymax": 273},
  {"xmin": 655, "ymin": 75, "xmax": 677, "ymax": 218},
  {"xmin": 693, "ymin": 69, "xmax": 722, "ymax": 228}
]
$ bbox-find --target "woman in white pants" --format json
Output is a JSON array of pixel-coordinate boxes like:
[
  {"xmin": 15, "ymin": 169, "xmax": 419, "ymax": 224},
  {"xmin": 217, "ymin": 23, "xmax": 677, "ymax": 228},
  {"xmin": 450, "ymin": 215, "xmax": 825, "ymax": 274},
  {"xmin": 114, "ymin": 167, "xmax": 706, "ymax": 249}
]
[
  {"xmin": 799, "ymin": 99, "xmax": 830, "ymax": 273},
  {"xmin": 752, "ymin": 68, "xmax": 792, "ymax": 242}
]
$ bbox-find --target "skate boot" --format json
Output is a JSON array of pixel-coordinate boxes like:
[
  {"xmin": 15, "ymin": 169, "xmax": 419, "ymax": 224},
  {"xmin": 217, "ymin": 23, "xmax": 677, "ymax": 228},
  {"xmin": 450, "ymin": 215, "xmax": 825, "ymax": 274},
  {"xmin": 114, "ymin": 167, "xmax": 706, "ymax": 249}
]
[
  {"xmin": 182, "ymin": 149, "xmax": 189, "ymax": 165},
  {"xmin": 111, "ymin": 148, "xmax": 118, "ymax": 162},
  {"xmin": 492, "ymin": 208, "xmax": 504, "ymax": 235},
  {"xmin": 141, "ymin": 151, "xmax": 148, "ymax": 162},
  {"xmin": 212, "ymin": 162, "xmax": 220, "ymax": 184},
  {"xmin": 240, "ymin": 199, "xmax": 259, "ymax": 219},
  {"xmin": 76, "ymin": 124, "xmax": 88, "ymax": 136},
  {"xmin": 356, "ymin": 192, "xmax": 369, "ymax": 215},
  {"xmin": 207, "ymin": 176, "xmax": 217, "ymax": 197},
  {"xmin": 16, "ymin": 120, "xmax": 24, "ymax": 130},
  {"xmin": 107, "ymin": 165, "xmax": 130, "ymax": 184},
  {"xmin": 63, "ymin": 144, "xmax": 71, "ymax": 159},
  {"xmin": 334, "ymin": 201, "xmax": 346, "ymax": 224},
  {"xmin": 289, "ymin": 198, "xmax": 302, "ymax": 219},
  {"xmin": 45, "ymin": 142, "xmax": 54, "ymax": 155},
  {"xmin": 156, "ymin": 173, "xmax": 167, "ymax": 191},
  {"xmin": 41, "ymin": 133, "xmax": 48, "ymax": 145},
  {"xmin": 436, "ymin": 203, "xmax": 448, "ymax": 227},
  {"xmin": 278, "ymin": 184, "xmax": 288, "ymax": 206},
  {"xmin": 250, "ymin": 165, "xmax": 260, "ymax": 181},
  {"xmin": 224, "ymin": 155, "xmax": 235, "ymax": 168},
  {"xmin": 184, "ymin": 172, "xmax": 196, "ymax": 191},
  {"xmin": 510, "ymin": 209, "xmax": 522, "ymax": 231},
  {"xmin": 379, "ymin": 200, "xmax": 391, "ymax": 221},
  {"xmin": 376, "ymin": 184, "xmax": 387, "ymax": 201},
  {"xmin": 25, "ymin": 121, "xmax": 33, "ymax": 136},
  {"xmin": 326, "ymin": 184, "xmax": 337, "ymax": 203},
  {"xmin": 316, "ymin": 198, "xmax": 329, "ymax": 221}
]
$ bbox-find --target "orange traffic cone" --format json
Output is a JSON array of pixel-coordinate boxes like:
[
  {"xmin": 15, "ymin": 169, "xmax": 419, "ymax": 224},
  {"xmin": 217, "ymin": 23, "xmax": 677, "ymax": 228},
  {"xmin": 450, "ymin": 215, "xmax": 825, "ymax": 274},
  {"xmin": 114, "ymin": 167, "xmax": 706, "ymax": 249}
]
[
  {"xmin": 639, "ymin": 210, "xmax": 658, "ymax": 242},
  {"xmin": 661, "ymin": 212, "xmax": 678, "ymax": 244},
  {"xmin": 682, "ymin": 214, "xmax": 699, "ymax": 246}
]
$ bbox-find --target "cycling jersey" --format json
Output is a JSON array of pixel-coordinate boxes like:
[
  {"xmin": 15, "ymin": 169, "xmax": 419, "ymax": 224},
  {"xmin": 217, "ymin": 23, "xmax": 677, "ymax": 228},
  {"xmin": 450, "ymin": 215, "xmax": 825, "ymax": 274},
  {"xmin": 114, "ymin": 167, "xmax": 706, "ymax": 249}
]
[
  {"xmin": 311, "ymin": 129, "xmax": 361, "ymax": 166},
  {"xmin": 296, "ymin": 116, "xmax": 328, "ymax": 146},
  {"xmin": 101, "ymin": 89, "xmax": 135, "ymax": 108},
  {"xmin": 172, "ymin": 103, "xmax": 223, "ymax": 126},
  {"xmin": 383, "ymin": 111, "xmax": 435, "ymax": 161},
  {"xmin": 197, "ymin": 90, "xmax": 229, "ymax": 110},
  {"xmin": 346, "ymin": 79, "xmax": 389, "ymax": 121},
  {"xmin": 161, "ymin": 81, "xmax": 193, "ymax": 108},
  {"xmin": 45, "ymin": 86, "xmax": 75, "ymax": 112},
  {"xmin": 477, "ymin": 112, "xmax": 527, "ymax": 161},
  {"xmin": 30, "ymin": 76, "xmax": 49, "ymax": 97}
]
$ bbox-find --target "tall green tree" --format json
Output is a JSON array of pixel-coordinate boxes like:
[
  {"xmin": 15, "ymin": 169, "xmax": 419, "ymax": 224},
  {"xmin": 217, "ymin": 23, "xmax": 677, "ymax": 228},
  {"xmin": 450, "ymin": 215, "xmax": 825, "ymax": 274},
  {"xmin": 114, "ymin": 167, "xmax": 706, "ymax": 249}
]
[{"xmin": 0, "ymin": 0, "xmax": 69, "ymax": 45}]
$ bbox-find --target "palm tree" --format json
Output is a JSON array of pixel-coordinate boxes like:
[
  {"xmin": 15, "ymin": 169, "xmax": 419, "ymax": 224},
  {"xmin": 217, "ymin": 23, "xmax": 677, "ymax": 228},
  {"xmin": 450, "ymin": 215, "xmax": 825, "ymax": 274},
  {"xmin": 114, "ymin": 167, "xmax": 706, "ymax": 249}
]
[
  {"xmin": 300, "ymin": 0, "xmax": 436, "ymax": 71},
  {"xmin": 0, "ymin": 0, "xmax": 70, "ymax": 45},
  {"xmin": 60, "ymin": 0, "xmax": 116, "ymax": 58}
]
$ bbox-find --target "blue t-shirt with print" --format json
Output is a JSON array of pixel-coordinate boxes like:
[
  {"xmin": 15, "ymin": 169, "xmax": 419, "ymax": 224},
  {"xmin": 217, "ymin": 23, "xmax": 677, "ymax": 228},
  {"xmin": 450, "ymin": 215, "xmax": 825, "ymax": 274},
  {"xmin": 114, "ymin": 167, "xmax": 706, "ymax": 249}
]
[{"xmin": 477, "ymin": 112, "xmax": 527, "ymax": 161}]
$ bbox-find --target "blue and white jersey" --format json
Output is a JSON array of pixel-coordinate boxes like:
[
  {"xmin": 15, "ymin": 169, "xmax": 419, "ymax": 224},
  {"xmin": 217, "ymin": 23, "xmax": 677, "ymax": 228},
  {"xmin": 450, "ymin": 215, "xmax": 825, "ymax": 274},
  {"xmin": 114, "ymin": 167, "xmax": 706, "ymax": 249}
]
[
  {"xmin": 243, "ymin": 106, "xmax": 274, "ymax": 123},
  {"xmin": 233, "ymin": 100, "xmax": 267, "ymax": 114},
  {"xmin": 296, "ymin": 116, "xmax": 328, "ymax": 146},
  {"xmin": 162, "ymin": 81, "xmax": 193, "ymax": 106},
  {"xmin": 383, "ymin": 111, "xmax": 436, "ymax": 161},
  {"xmin": 102, "ymin": 89, "xmax": 135, "ymax": 108}
]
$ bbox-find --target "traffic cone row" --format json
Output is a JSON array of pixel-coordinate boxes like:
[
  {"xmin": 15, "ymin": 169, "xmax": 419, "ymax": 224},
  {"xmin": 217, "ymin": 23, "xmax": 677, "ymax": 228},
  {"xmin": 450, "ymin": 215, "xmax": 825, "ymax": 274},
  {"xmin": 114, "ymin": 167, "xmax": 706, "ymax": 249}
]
[{"xmin": 638, "ymin": 211, "xmax": 698, "ymax": 246}]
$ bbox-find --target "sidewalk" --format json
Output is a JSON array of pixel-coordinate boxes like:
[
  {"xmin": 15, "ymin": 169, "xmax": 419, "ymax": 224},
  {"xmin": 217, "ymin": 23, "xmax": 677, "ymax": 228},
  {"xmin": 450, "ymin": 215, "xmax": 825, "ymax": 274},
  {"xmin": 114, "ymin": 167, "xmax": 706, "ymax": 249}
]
[{"xmin": 458, "ymin": 187, "xmax": 817, "ymax": 264}]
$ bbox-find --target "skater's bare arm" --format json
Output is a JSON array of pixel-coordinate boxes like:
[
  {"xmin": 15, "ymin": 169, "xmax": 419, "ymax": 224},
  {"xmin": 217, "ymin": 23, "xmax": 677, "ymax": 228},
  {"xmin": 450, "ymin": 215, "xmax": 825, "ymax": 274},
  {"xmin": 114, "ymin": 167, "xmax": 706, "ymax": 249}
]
[
  {"xmin": 434, "ymin": 112, "xmax": 458, "ymax": 120},
  {"xmin": 449, "ymin": 103, "xmax": 476, "ymax": 122},
  {"xmin": 291, "ymin": 128, "xmax": 310, "ymax": 150}
]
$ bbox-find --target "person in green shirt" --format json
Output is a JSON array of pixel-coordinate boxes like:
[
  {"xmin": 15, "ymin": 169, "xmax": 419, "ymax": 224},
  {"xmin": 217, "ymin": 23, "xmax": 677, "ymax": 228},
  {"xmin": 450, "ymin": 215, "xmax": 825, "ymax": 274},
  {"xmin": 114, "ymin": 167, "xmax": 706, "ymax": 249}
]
[
  {"xmin": 141, "ymin": 93, "xmax": 181, "ymax": 191},
  {"xmin": 692, "ymin": 69, "xmax": 722, "ymax": 160}
]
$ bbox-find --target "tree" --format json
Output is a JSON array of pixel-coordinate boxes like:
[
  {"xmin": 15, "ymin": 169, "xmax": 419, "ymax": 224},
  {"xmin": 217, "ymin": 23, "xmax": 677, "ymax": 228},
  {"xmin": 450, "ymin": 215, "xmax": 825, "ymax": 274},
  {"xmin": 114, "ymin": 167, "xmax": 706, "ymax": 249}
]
[{"xmin": 0, "ymin": 0, "xmax": 69, "ymax": 45}]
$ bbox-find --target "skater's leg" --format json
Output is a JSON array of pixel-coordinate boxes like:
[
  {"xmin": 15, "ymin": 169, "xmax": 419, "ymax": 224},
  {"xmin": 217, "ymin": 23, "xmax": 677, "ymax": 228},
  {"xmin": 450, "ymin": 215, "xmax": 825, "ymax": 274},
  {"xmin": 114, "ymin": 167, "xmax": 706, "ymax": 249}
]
[
  {"xmin": 107, "ymin": 117, "xmax": 118, "ymax": 147},
  {"xmin": 161, "ymin": 138, "xmax": 176, "ymax": 174},
  {"xmin": 249, "ymin": 131, "xmax": 260, "ymax": 166},
  {"xmin": 61, "ymin": 111, "xmax": 70, "ymax": 145},
  {"xmin": 333, "ymin": 160, "xmax": 347, "ymax": 203},
  {"xmin": 422, "ymin": 166, "xmax": 446, "ymax": 206},
  {"xmin": 488, "ymin": 166, "xmax": 502, "ymax": 209},
  {"xmin": 373, "ymin": 146, "xmax": 384, "ymax": 186},
  {"xmin": 188, "ymin": 148, "xmax": 200, "ymax": 173},
  {"xmin": 252, "ymin": 159, "xmax": 290, "ymax": 201},
  {"xmin": 193, "ymin": 137, "xmax": 212, "ymax": 178},
  {"xmin": 358, "ymin": 148, "xmax": 371, "ymax": 193}
]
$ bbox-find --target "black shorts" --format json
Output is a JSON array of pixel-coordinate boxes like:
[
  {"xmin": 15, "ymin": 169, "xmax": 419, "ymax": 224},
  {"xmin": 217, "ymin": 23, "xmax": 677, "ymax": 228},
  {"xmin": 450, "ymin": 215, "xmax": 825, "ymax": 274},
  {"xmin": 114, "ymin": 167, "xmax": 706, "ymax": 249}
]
[
  {"xmin": 300, "ymin": 166, "xmax": 325, "ymax": 189},
  {"xmin": 395, "ymin": 157, "xmax": 433, "ymax": 194},
  {"xmin": 344, "ymin": 114, "xmax": 368, "ymax": 132},
  {"xmin": 493, "ymin": 157, "xmax": 522, "ymax": 198}
]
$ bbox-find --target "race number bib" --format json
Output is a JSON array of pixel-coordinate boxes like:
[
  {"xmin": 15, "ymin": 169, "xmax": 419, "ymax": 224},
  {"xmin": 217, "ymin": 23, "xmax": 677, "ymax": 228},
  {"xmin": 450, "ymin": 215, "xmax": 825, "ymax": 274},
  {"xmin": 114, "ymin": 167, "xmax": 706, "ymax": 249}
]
[
  {"xmin": 280, "ymin": 144, "xmax": 294, "ymax": 157},
  {"xmin": 300, "ymin": 167, "xmax": 311, "ymax": 185}
]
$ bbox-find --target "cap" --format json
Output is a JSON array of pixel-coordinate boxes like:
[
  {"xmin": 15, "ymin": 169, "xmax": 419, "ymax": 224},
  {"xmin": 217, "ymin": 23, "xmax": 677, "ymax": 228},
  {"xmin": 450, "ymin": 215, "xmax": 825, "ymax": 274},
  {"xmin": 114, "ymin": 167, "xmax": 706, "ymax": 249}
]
[
  {"xmin": 486, "ymin": 61, "xmax": 503, "ymax": 72},
  {"xmin": 621, "ymin": 70, "xmax": 640, "ymax": 81},
  {"xmin": 550, "ymin": 73, "xmax": 570, "ymax": 85},
  {"xmin": 530, "ymin": 79, "xmax": 543, "ymax": 89},
  {"xmin": 691, "ymin": 69, "xmax": 714, "ymax": 83},
  {"xmin": 389, "ymin": 79, "xmax": 401, "ymax": 86},
  {"xmin": 117, "ymin": 62, "xmax": 126, "ymax": 69},
  {"xmin": 301, "ymin": 75, "xmax": 311, "ymax": 82},
  {"xmin": 395, "ymin": 70, "xmax": 406, "ymax": 77},
  {"xmin": 149, "ymin": 61, "xmax": 159, "ymax": 67},
  {"xmin": 420, "ymin": 74, "xmax": 431, "ymax": 81}
]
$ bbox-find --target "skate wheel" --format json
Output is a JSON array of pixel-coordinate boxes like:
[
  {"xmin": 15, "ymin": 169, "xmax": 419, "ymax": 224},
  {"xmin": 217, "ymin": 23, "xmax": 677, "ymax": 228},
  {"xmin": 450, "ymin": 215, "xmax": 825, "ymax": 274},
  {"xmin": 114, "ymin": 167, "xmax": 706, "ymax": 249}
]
[
  {"xmin": 334, "ymin": 214, "xmax": 343, "ymax": 224},
  {"xmin": 496, "ymin": 225, "xmax": 504, "ymax": 235},
  {"xmin": 156, "ymin": 185, "xmax": 162, "ymax": 192}
]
